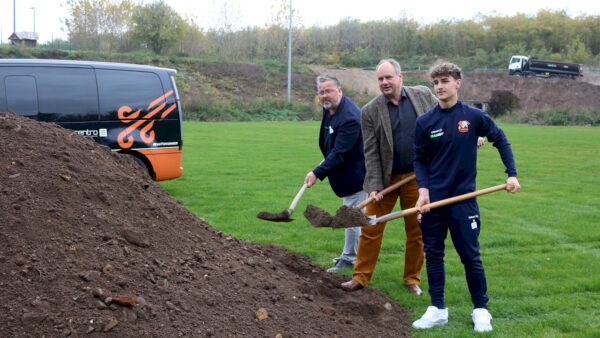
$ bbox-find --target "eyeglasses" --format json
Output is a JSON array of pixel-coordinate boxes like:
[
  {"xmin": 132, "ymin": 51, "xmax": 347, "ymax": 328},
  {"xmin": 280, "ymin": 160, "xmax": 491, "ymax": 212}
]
[{"xmin": 318, "ymin": 89, "xmax": 338, "ymax": 96}]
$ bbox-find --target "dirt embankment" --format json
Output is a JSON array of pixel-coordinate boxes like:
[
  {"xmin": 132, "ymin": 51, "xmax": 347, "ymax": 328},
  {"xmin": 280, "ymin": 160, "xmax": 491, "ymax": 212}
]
[
  {"xmin": 311, "ymin": 65, "xmax": 600, "ymax": 114},
  {"xmin": 460, "ymin": 73, "xmax": 600, "ymax": 113},
  {"xmin": 0, "ymin": 112, "xmax": 410, "ymax": 337},
  {"xmin": 182, "ymin": 62, "xmax": 317, "ymax": 104}
]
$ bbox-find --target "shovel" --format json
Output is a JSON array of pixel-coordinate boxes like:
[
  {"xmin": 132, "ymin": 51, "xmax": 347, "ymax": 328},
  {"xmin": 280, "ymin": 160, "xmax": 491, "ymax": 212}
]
[
  {"xmin": 364, "ymin": 184, "xmax": 508, "ymax": 226},
  {"xmin": 311, "ymin": 183, "xmax": 508, "ymax": 228},
  {"xmin": 304, "ymin": 174, "xmax": 416, "ymax": 227},
  {"xmin": 257, "ymin": 183, "xmax": 308, "ymax": 222}
]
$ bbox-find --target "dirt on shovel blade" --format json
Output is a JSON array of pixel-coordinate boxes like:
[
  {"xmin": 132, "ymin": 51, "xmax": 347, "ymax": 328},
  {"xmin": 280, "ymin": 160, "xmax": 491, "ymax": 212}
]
[
  {"xmin": 303, "ymin": 204, "xmax": 334, "ymax": 227},
  {"xmin": 304, "ymin": 205, "xmax": 371, "ymax": 228},
  {"xmin": 256, "ymin": 210, "xmax": 293, "ymax": 222},
  {"xmin": 330, "ymin": 205, "xmax": 371, "ymax": 228}
]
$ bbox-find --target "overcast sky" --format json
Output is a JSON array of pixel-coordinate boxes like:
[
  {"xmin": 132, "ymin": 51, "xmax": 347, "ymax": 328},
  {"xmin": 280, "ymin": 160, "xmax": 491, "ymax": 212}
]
[{"xmin": 1, "ymin": 0, "xmax": 598, "ymax": 44}]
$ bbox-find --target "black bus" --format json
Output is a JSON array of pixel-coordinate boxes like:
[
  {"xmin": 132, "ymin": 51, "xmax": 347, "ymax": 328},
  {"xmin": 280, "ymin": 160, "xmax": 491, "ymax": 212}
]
[{"xmin": 0, "ymin": 59, "xmax": 183, "ymax": 180}]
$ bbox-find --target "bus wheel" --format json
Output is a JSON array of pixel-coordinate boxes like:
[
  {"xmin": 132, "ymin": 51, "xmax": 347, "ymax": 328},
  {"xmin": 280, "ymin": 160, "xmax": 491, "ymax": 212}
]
[{"xmin": 129, "ymin": 154, "xmax": 155, "ymax": 180}]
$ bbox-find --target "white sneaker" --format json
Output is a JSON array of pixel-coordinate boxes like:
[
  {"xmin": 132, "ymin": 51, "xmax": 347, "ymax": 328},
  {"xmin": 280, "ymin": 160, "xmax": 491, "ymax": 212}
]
[
  {"xmin": 472, "ymin": 308, "xmax": 493, "ymax": 332},
  {"xmin": 412, "ymin": 306, "xmax": 449, "ymax": 329}
]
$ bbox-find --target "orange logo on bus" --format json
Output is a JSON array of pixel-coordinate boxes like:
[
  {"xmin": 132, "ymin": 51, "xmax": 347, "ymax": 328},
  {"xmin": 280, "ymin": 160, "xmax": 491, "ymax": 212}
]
[{"xmin": 117, "ymin": 90, "xmax": 177, "ymax": 149}]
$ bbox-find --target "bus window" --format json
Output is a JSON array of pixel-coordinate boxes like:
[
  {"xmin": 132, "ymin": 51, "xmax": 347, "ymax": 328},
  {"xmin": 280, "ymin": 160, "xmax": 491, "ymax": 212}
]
[
  {"xmin": 5, "ymin": 75, "xmax": 38, "ymax": 116},
  {"xmin": 97, "ymin": 69, "xmax": 165, "ymax": 120},
  {"xmin": 35, "ymin": 67, "xmax": 98, "ymax": 122}
]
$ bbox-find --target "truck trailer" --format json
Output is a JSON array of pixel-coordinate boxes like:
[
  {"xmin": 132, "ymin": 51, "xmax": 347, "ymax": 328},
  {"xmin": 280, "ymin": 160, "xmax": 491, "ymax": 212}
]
[{"xmin": 508, "ymin": 55, "xmax": 583, "ymax": 79}]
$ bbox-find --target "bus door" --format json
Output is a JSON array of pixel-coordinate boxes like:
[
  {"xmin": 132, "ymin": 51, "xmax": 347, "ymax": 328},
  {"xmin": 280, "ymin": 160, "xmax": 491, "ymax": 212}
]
[{"xmin": 96, "ymin": 69, "xmax": 182, "ymax": 180}]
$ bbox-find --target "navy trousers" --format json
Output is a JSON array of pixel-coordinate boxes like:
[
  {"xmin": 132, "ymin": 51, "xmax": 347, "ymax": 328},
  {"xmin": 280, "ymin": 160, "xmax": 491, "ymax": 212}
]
[{"xmin": 420, "ymin": 199, "xmax": 489, "ymax": 309}]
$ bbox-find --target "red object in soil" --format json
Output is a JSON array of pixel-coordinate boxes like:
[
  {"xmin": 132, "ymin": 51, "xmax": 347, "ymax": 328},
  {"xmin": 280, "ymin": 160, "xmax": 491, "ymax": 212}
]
[{"xmin": 112, "ymin": 295, "xmax": 137, "ymax": 307}]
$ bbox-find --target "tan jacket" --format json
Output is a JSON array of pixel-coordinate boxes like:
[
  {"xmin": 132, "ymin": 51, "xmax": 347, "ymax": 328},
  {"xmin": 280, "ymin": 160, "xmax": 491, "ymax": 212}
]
[{"xmin": 361, "ymin": 85, "xmax": 437, "ymax": 193}]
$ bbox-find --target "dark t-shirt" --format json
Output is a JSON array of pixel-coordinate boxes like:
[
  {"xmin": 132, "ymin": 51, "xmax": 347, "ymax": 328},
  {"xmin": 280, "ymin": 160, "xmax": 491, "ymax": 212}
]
[{"xmin": 388, "ymin": 89, "xmax": 417, "ymax": 174}]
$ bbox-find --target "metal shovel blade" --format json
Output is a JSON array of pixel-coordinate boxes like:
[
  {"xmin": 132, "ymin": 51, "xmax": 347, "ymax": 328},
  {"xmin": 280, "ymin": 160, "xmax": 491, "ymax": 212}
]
[{"xmin": 257, "ymin": 183, "xmax": 308, "ymax": 223}]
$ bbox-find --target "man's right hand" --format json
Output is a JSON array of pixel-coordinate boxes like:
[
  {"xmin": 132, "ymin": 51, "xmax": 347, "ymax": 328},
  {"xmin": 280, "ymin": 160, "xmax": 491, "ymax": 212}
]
[
  {"xmin": 369, "ymin": 191, "xmax": 384, "ymax": 202},
  {"xmin": 506, "ymin": 176, "xmax": 521, "ymax": 193},
  {"xmin": 305, "ymin": 171, "xmax": 317, "ymax": 187},
  {"xmin": 415, "ymin": 188, "xmax": 431, "ymax": 213}
]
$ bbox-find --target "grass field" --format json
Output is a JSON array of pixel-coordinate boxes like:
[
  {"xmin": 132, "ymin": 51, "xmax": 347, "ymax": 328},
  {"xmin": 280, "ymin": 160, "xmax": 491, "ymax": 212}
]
[{"xmin": 161, "ymin": 121, "xmax": 600, "ymax": 337}]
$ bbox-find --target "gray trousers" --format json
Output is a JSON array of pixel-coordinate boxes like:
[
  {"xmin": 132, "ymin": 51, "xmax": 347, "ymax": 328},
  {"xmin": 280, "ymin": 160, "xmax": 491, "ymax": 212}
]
[{"xmin": 337, "ymin": 190, "xmax": 368, "ymax": 263}]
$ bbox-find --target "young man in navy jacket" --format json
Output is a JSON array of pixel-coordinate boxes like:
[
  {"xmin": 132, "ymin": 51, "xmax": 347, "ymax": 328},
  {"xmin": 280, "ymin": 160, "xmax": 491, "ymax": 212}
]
[
  {"xmin": 412, "ymin": 62, "xmax": 521, "ymax": 332},
  {"xmin": 305, "ymin": 75, "xmax": 367, "ymax": 272}
]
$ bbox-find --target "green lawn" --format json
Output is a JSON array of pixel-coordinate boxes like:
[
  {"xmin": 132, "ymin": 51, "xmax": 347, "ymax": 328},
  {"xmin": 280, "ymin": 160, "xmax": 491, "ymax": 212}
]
[{"xmin": 161, "ymin": 121, "xmax": 600, "ymax": 337}]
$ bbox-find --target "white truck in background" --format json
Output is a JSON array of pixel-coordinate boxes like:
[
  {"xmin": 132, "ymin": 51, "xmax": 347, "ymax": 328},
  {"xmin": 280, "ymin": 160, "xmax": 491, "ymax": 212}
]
[{"xmin": 508, "ymin": 55, "xmax": 583, "ymax": 79}]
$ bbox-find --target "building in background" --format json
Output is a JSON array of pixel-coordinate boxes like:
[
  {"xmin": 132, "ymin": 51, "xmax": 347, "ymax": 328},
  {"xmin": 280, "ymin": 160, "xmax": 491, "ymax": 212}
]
[{"xmin": 9, "ymin": 32, "xmax": 38, "ymax": 47}]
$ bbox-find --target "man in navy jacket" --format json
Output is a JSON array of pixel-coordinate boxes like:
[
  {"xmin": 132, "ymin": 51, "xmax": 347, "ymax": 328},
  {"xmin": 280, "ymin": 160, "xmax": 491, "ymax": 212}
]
[
  {"xmin": 305, "ymin": 75, "xmax": 367, "ymax": 272},
  {"xmin": 412, "ymin": 62, "xmax": 521, "ymax": 332}
]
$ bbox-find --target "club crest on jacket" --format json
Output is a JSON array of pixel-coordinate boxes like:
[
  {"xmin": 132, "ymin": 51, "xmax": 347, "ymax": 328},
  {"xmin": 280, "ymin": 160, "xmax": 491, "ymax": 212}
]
[{"xmin": 458, "ymin": 120, "xmax": 470, "ymax": 133}]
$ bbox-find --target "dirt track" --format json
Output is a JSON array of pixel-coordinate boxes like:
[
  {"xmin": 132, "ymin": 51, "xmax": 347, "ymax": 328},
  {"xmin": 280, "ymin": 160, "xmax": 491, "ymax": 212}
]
[{"xmin": 0, "ymin": 112, "xmax": 410, "ymax": 336}]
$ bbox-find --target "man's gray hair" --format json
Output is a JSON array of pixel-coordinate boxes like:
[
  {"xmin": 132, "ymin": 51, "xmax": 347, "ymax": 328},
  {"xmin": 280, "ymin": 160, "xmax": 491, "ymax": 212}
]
[
  {"xmin": 376, "ymin": 59, "xmax": 402, "ymax": 75},
  {"xmin": 316, "ymin": 75, "xmax": 341, "ymax": 89}
]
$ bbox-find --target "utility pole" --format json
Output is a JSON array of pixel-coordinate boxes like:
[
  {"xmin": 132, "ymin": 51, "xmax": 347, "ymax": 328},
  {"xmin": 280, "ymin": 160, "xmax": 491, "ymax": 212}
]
[
  {"xmin": 31, "ymin": 7, "xmax": 36, "ymax": 33},
  {"xmin": 13, "ymin": 0, "xmax": 16, "ymax": 33},
  {"xmin": 287, "ymin": 0, "xmax": 292, "ymax": 103}
]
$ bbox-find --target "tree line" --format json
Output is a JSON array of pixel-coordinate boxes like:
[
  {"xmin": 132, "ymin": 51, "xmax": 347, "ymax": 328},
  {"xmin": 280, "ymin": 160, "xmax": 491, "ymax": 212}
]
[{"xmin": 62, "ymin": 0, "xmax": 600, "ymax": 69}]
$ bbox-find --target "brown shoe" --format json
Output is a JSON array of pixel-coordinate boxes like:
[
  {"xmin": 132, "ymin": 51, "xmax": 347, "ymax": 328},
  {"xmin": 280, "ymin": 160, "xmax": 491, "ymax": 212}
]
[
  {"xmin": 341, "ymin": 279, "xmax": 364, "ymax": 292},
  {"xmin": 406, "ymin": 284, "xmax": 423, "ymax": 296}
]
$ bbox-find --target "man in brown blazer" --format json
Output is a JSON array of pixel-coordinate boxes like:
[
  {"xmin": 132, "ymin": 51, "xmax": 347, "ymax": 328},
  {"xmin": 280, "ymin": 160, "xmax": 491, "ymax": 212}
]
[{"xmin": 340, "ymin": 58, "xmax": 437, "ymax": 295}]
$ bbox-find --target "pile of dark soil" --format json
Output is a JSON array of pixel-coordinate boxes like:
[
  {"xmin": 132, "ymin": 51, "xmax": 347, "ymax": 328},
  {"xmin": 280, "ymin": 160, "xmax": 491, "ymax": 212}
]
[{"xmin": 0, "ymin": 112, "xmax": 410, "ymax": 337}]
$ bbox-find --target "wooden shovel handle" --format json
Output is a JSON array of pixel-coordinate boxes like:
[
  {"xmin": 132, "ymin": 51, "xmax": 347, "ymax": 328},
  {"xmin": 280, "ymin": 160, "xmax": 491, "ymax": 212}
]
[
  {"xmin": 356, "ymin": 174, "xmax": 416, "ymax": 209},
  {"xmin": 373, "ymin": 184, "xmax": 507, "ymax": 225}
]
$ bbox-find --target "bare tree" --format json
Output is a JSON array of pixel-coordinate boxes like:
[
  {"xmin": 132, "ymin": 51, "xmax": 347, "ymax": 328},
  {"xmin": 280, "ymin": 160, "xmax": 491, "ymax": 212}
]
[
  {"xmin": 64, "ymin": 0, "xmax": 134, "ymax": 51},
  {"xmin": 258, "ymin": 0, "xmax": 303, "ymax": 60}
]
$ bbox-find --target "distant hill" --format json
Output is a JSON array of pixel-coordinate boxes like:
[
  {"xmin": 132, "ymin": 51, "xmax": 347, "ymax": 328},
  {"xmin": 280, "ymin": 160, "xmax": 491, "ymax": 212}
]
[{"xmin": 2, "ymin": 49, "xmax": 598, "ymax": 123}]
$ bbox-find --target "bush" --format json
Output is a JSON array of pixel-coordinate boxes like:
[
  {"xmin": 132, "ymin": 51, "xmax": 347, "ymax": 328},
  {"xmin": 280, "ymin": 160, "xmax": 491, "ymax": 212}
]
[
  {"xmin": 0, "ymin": 46, "xmax": 33, "ymax": 58},
  {"xmin": 514, "ymin": 110, "xmax": 600, "ymax": 126},
  {"xmin": 182, "ymin": 98, "xmax": 319, "ymax": 122},
  {"xmin": 488, "ymin": 90, "xmax": 519, "ymax": 117},
  {"xmin": 340, "ymin": 48, "xmax": 377, "ymax": 68}
]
